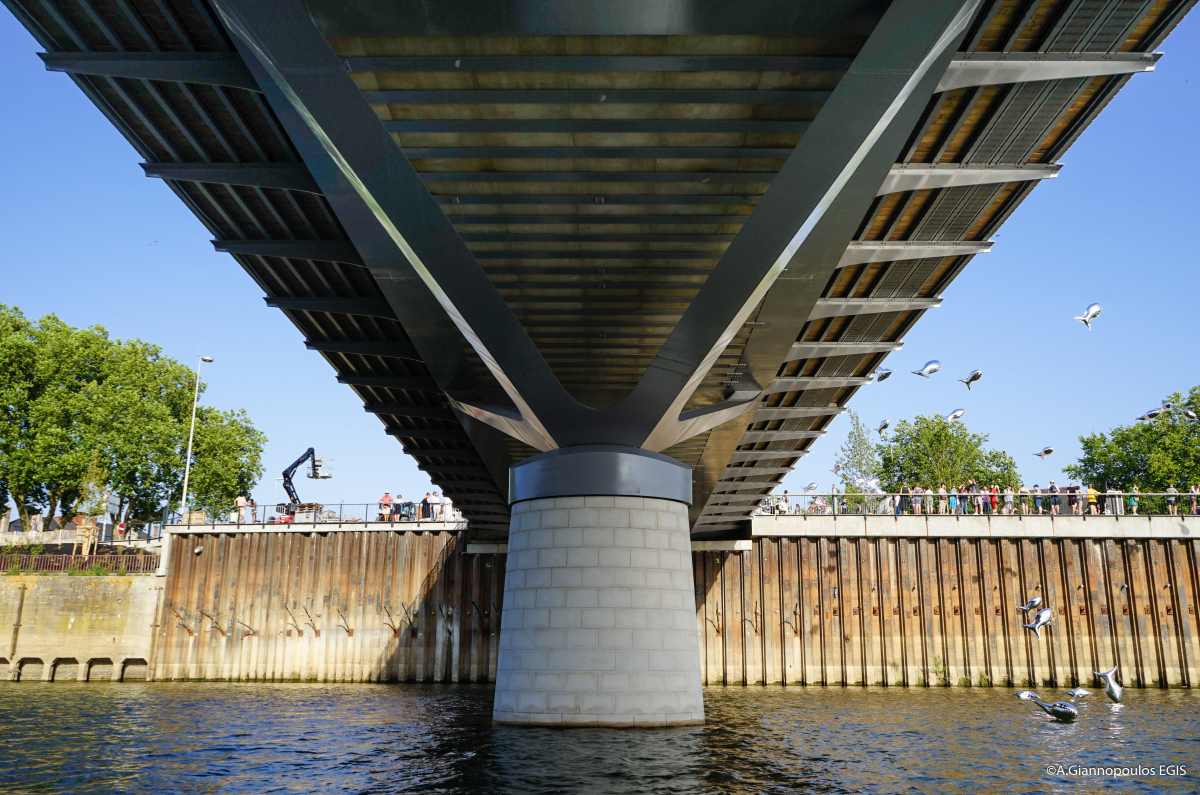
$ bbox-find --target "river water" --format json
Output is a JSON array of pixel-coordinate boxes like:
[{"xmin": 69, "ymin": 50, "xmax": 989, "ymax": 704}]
[{"xmin": 0, "ymin": 683, "xmax": 1195, "ymax": 794}]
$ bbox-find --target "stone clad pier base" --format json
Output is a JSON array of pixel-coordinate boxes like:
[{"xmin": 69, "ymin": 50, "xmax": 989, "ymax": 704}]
[{"xmin": 492, "ymin": 495, "xmax": 705, "ymax": 726}]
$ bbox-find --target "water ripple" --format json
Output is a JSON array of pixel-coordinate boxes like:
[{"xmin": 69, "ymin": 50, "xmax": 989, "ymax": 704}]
[{"xmin": 0, "ymin": 683, "xmax": 1195, "ymax": 794}]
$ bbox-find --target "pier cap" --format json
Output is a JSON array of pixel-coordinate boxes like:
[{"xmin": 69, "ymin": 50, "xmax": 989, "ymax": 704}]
[{"xmin": 508, "ymin": 445, "xmax": 692, "ymax": 505}]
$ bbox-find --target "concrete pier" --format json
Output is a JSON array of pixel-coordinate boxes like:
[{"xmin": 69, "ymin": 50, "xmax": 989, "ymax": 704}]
[{"xmin": 493, "ymin": 496, "xmax": 704, "ymax": 726}]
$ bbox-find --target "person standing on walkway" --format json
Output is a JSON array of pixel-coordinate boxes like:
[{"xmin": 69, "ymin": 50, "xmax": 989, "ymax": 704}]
[
  {"xmin": 1049, "ymin": 481, "xmax": 1060, "ymax": 516},
  {"xmin": 948, "ymin": 485, "xmax": 959, "ymax": 515},
  {"xmin": 377, "ymin": 492, "xmax": 393, "ymax": 522},
  {"xmin": 1190, "ymin": 484, "xmax": 1198, "ymax": 515},
  {"xmin": 234, "ymin": 494, "xmax": 248, "ymax": 523},
  {"xmin": 1086, "ymin": 484, "xmax": 1098, "ymax": 515},
  {"xmin": 1003, "ymin": 485, "xmax": 1014, "ymax": 515},
  {"xmin": 937, "ymin": 484, "xmax": 948, "ymax": 515},
  {"xmin": 1019, "ymin": 483, "xmax": 1030, "ymax": 515},
  {"xmin": 1129, "ymin": 484, "xmax": 1140, "ymax": 515},
  {"xmin": 1067, "ymin": 483, "xmax": 1078, "ymax": 515},
  {"xmin": 899, "ymin": 484, "xmax": 910, "ymax": 515},
  {"xmin": 1166, "ymin": 483, "xmax": 1179, "ymax": 516},
  {"xmin": 912, "ymin": 485, "xmax": 924, "ymax": 515},
  {"xmin": 420, "ymin": 492, "xmax": 432, "ymax": 520},
  {"xmin": 1033, "ymin": 485, "xmax": 1043, "ymax": 515}
]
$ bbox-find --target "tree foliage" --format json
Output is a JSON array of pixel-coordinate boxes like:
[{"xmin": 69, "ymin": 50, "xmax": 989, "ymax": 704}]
[
  {"xmin": 834, "ymin": 409, "xmax": 880, "ymax": 489},
  {"xmin": 0, "ymin": 305, "xmax": 266, "ymax": 531},
  {"xmin": 1064, "ymin": 387, "xmax": 1200, "ymax": 490},
  {"xmin": 876, "ymin": 414, "xmax": 1021, "ymax": 491}
]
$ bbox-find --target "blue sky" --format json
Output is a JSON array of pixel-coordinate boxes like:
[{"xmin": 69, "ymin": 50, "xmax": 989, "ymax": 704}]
[{"xmin": 1, "ymin": 11, "xmax": 1197, "ymax": 512}]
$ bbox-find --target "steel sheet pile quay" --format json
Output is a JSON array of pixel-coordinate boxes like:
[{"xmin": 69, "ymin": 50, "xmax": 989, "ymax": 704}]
[{"xmin": 9, "ymin": 0, "xmax": 1192, "ymax": 725}]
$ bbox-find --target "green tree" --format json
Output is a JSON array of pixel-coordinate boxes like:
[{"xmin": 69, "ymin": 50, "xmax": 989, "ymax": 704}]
[
  {"xmin": 1064, "ymin": 387, "xmax": 1200, "ymax": 491},
  {"xmin": 185, "ymin": 407, "xmax": 267, "ymax": 519},
  {"xmin": 877, "ymin": 414, "xmax": 1020, "ymax": 491},
  {"xmin": 0, "ymin": 305, "xmax": 267, "ymax": 532},
  {"xmin": 834, "ymin": 409, "xmax": 880, "ymax": 489}
]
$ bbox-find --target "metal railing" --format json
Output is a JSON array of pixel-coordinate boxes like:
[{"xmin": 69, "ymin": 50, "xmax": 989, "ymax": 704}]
[
  {"xmin": 1, "ymin": 553, "xmax": 160, "ymax": 574},
  {"xmin": 755, "ymin": 491, "xmax": 1200, "ymax": 517},
  {"xmin": 166, "ymin": 501, "xmax": 466, "ymax": 526}
]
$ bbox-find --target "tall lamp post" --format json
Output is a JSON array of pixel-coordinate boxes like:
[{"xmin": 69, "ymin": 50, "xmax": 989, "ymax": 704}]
[{"xmin": 178, "ymin": 356, "xmax": 213, "ymax": 523}]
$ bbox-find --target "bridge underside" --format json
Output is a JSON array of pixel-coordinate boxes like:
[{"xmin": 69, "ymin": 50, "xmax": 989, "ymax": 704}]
[{"xmin": 8, "ymin": 0, "xmax": 1190, "ymax": 725}]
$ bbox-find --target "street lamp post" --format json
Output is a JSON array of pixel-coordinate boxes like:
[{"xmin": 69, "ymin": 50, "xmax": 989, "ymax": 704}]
[{"xmin": 178, "ymin": 356, "xmax": 213, "ymax": 523}]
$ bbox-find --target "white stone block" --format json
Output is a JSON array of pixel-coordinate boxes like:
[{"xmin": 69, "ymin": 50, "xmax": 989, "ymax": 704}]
[
  {"xmin": 630, "ymin": 589, "xmax": 663, "ymax": 609},
  {"xmin": 629, "ymin": 510, "xmax": 659, "ymax": 530},
  {"xmin": 580, "ymin": 607, "xmax": 616, "ymax": 628},
  {"xmin": 593, "ymin": 510, "xmax": 628, "ymax": 530},
  {"xmin": 565, "ymin": 629, "xmax": 599, "ymax": 649},
  {"xmin": 582, "ymin": 527, "xmax": 615, "ymax": 547},
  {"xmin": 536, "ymin": 588, "xmax": 567, "ymax": 608},
  {"xmin": 534, "ymin": 629, "xmax": 565, "ymax": 648},
  {"xmin": 613, "ymin": 496, "xmax": 645, "ymax": 509},
  {"xmin": 567, "ymin": 508, "xmax": 600, "ymax": 528},
  {"xmin": 598, "ymin": 547, "xmax": 631, "ymax": 568},
  {"xmin": 613, "ymin": 567, "xmax": 647, "ymax": 588},
  {"xmin": 525, "ymin": 567, "xmax": 552, "ymax": 589},
  {"xmin": 564, "ymin": 588, "xmax": 599, "ymax": 608},
  {"xmin": 598, "ymin": 588, "xmax": 633, "ymax": 608},
  {"xmin": 550, "ymin": 567, "xmax": 584, "ymax": 587},
  {"xmin": 553, "ymin": 527, "xmax": 584, "ymax": 548},
  {"xmin": 538, "ymin": 548, "xmax": 568, "ymax": 568},
  {"xmin": 584, "ymin": 496, "xmax": 616, "ymax": 508},
  {"xmin": 533, "ymin": 672, "xmax": 564, "ymax": 692},
  {"xmin": 566, "ymin": 546, "xmax": 599, "ymax": 568},
  {"xmin": 523, "ymin": 608, "xmax": 550, "ymax": 629},
  {"xmin": 549, "ymin": 607, "xmax": 582, "ymax": 629},
  {"xmin": 581, "ymin": 567, "xmax": 616, "ymax": 587},
  {"xmin": 564, "ymin": 671, "xmax": 597, "ymax": 692},
  {"xmin": 526, "ymin": 528, "xmax": 554, "ymax": 549},
  {"xmin": 613, "ymin": 527, "xmax": 646, "ymax": 548},
  {"xmin": 555, "ymin": 496, "xmax": 587, "ymax": 509},
  {"xmin": 629, "ymin": 548, "xmax": 660, "ymax": 569},
  {"xmin": 547, "ymin": 692, "xmax": 579, "ymax": 713}
]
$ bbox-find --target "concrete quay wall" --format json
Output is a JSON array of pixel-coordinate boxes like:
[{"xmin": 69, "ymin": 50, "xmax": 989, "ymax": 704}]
[{"xmin": 1, "ymin": 575, "xmax": 161, "ymax": 681}]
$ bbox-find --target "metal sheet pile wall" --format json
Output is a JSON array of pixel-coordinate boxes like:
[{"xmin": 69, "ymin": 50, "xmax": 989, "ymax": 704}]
[
  {"xmin": 155, "ymin": 531, "xmax": 504, "ymax": 682},
  {"xmin": 693, "ymin": 537, "xmax": 1200, "ymax": 689},
  {"xmin": 153, "ymin": 531, "xmax": 1198, "ymax": 688}
]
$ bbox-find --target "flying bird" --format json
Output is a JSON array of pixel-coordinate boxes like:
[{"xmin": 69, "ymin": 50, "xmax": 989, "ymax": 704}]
[
  {"xmin": 1034, "ymin": 447, "xmax": 1054, "ymax": 460},
  {"xmin": 1031, "ymin": 700, "xmax": 1079, "ymax": 723},
  {"xmin": 945, "ymin": 409, "xmax": 965, "ymax": 421},
  {"xmin": 1017, "ymin": 596, "xmax": 1043, "ymax": 614},
  {"xmin": 874, "ymin": 367, "xmax": 893, "ymax": 382},
  {"xmin": 958, "ymin": 369, "xmax": 983, "ymax": 390},
  {"xmin": 1074, "ymin": 303, "xmax": 1102, "ymax": 330},
  {"xmin": 911, "ymin": 360, "xmax": 941, "ymax": 378},
  {"xmin": 1023, "ymin": 607, "xmax": 1053, "ymax": 639},
  {"xmin": 876, "ymin": 419, "xmax": 890, "ymax": 437},
  {"xmin": 1093, "ymin": 666, "xmax": 1123, "ymax": 704}
]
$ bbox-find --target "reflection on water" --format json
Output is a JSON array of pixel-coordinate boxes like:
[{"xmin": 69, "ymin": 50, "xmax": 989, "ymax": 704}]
[{"xmin": 0, "ymin": 683, "xmax": 1196, "ymax": 794}]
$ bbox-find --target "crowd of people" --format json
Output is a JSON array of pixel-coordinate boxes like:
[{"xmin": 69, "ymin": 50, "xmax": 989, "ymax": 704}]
[
  {"xmin": 375, "ymin": 491, "xmax": 461, "ymax": 522},
  {"xmin": 762, "ymin": 482, "xmax": 1200, "ymax": 517}
]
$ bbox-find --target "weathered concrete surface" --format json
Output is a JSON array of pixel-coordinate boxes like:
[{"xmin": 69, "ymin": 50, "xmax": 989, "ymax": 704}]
[{"xmin": 1, "ymin": 575, "xmax": 161, "ymax": 682}]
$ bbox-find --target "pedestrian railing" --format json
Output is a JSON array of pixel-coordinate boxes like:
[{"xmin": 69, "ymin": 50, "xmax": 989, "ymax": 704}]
[
  {"xmin": 1, "ymin": 553, "xmax": 160, "ymax": 574},
  {"xmin": 756, "ymin": 491, "xmax": 1200, "ymax": 517},
  {"xmin": 166, "ymin": 501, "xmax": 465, "ymax": 526}
]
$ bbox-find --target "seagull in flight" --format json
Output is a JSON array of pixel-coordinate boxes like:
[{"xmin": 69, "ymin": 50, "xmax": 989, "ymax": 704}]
[
  {"xmin": 1074, "ymin": 303, "xmax": 1102, "ymax": 330},
  {"xmin": 958, "ymin": 369, "xmax": 982, "ymax": 390},
  {"xmin": 911, "ymin": 360, "xmax": 941, "ymax": 378}
]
